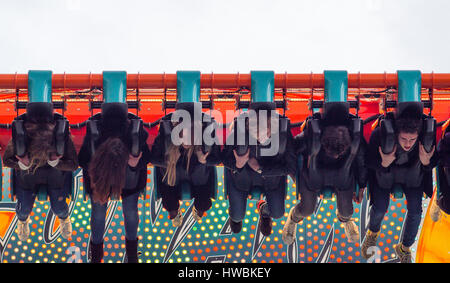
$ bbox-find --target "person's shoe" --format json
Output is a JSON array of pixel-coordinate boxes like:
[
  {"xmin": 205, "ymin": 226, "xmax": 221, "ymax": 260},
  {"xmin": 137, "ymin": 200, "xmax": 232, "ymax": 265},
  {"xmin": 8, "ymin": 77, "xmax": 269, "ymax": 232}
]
[
  {"xmin": 282, "ymin": 207, "xmax": 299, "ymax": 245},
  {"xmin": 361, "ymin": 230, "xmax": 379, "ymax": 260},
  {"xmin": 343, "ymin": 220, "xmax": 360, "ymax": 243},
  {"xmin": 430, "ymin": 197, "xmax": 442, "ymax": 222},
  {"xmin": 257, "ymin": 200, "xmax": 272, "ymax": 237},
  {"xmin": 193, "ymin": 207, "xmax": 203, "ymax": 222},
  {"xmin": 16, "ymin": 216, "xmax": 31, "ymax": 242},
  {"xmin": 59, "ymin": 217, "xmax": 72, "ymax": 240},
  {"xmin": 125, "ymin": 238, "xmax": 139, "ymax": 263},
  {"xmin": 230, "ymin": 220, "xmax": 243, "ymax": 234},
  {"xmin": 171, "ymin": 209, "xmax": 184, "ymax": 227},
  {"xmin": 89, "ymin": 241, "xmax": 104, "ymax": 263},
  {"xmin": 394, "ymin": 244, "xmax": 412, "ymax": 263}
]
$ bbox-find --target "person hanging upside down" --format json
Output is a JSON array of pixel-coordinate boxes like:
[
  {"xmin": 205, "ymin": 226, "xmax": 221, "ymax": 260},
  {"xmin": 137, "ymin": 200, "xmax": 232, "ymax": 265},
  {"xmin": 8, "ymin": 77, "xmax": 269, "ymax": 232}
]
[
  {"xmin": 78, "ymin": 103, "xmax": 151, "ymax": 263},
  {"xmin": 150, "ymin": 112, "xmax": 221, "ymax": 227},
  {"xmin": 282, "ymin": 120, "xmax": 367, "ymax": 245},
  {"xmin": 361, "ymin": 117, "xmax": 437, "ymax": 263},
  {"xmin": 3, "ymin": 103, "xmax": 78, "ymax": 242},
  {"xmin": 222, "ymin": 108, "xmax": 296, "ymax": 236},
  {"xmin": 429, "ymin": 126, "xmax": 450, "ymax": 221}
]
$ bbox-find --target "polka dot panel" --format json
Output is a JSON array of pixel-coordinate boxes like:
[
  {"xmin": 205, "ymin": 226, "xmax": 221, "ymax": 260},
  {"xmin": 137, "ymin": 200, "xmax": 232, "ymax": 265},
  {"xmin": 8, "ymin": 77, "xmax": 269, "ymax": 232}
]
[{"xmin": 0, "ymin": 167, "xmax": 414, "ymax": 263}]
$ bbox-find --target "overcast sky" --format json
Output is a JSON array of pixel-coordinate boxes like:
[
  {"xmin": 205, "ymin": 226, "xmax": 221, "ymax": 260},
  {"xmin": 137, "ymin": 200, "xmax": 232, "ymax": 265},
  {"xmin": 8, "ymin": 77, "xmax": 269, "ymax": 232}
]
[{"xmin": 0, "ymin": 0, "xmax": 449, "ymax": 73}]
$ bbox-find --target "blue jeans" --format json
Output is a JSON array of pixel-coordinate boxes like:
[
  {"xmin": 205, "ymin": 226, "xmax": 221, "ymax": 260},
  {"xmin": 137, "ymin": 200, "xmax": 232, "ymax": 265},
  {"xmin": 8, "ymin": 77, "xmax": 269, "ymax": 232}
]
[
  {"xmin": 90, "ymin": 191, "xmax": 140, "ymax": 244},
  {"xmin": 15, "ymin": 185, "xmax": 69, "ymax": 222},
  {"xmin": 227, "ymin": 184, "xmax": 286, "ymax": 223},
  {"xmin": 368, "ymin": 186, "xmax": 423, "ymax": 247}
]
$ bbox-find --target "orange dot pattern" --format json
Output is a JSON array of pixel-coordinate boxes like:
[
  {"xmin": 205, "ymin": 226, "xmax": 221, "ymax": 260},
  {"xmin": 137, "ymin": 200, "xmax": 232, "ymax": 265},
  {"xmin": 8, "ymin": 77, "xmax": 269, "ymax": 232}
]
[{"xmin": 0, "ymin": 167, "xmax": 413, "ymax": 263}]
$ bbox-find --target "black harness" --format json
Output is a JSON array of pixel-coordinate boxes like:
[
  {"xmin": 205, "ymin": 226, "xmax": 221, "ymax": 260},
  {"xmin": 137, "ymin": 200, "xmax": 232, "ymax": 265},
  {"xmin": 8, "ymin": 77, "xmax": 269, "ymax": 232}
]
[{"xmin": 302, "ymin": 112, "xmax": 362, "ymax": 192}]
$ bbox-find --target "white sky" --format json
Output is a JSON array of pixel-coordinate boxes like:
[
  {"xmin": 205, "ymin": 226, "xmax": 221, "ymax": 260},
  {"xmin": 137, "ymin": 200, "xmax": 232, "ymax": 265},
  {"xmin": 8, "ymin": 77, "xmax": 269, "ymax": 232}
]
[{"xmin": 0, "ymin": 0, "xmax": 449, "ymax": 73}]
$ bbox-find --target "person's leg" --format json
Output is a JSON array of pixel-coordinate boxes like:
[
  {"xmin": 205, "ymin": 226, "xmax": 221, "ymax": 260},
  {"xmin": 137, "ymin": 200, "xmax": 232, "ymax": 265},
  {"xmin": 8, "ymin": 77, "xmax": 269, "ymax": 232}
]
[
  {"xmin": 401, "ymin": 187, "xmax": 424, "ymax": 248},
  {"xmin": 191, "ymin": 184, "xmax": 212, "ymax": 220},
  {"xmin": 15, "ymin": 186, "xmax": 36, "ymax": 221},
  {"xmin": 437, "ymin": 194, "xmax": 450, "ymax": 215},
  {"xmin": 227, "ymin": 181, "xmax": 248, "ymax": 233},
  {"xmin": 258, "ymin": 184, "xmax": 286, "ymax": 237},
  {"xmin": 263, "ymin": 186, "xmax": 286, "ymax": 220},
  {"xmin": 335, "ymin": 189, "xmax": 354, "ymax": 222},
  {"xmin": 227, "ymin": 183, "xmax": 248, "ymax": 223},
  {"xmin": 393, "ymin": 187, "xmax": 423, "ymax": 263},
  {"xmin": 90, "ymin": 199, "xmax": 107, "ymax": 245},
  {"xmin": 336, "ymin": 188, "xmax": 359, "ymax": 243},
  {"xmin": 367, "ymin": 187, "xmax": 390, "ymax": 234},
  {"xmin": 47, "ymin": 188, "xmax": 70, "ymax": 219},
  {"xmin": 283, "ymin": 178, "xmax": 317, "ymax": 245},
  {"xmin": 122, "ymin": 191, "xmax": 140, "ymax": 241},
  {"xmin": 121, "ymin": 191, "xmax": 140, "ymax": 263},
  {"xmin": 159, "ymin": 183, "xmax": 181, "ymax": 220},
  {"xmin": 361, "ymin": 186, "xmax": 390, "ymax": 259},
  {"xmin": 89, "ymin": 198, "xmax": 107, "ymax": 263},
  {"xmin": 291, "ymin": 179, "xmax": 319, "ymax": 223},
  {"xmin": 14, "ymin": 186, "xmax": 36, "ymax": 241},
  {"xmin": 47, "ymin": 187, "xmax": 72, "ymax": 239}
]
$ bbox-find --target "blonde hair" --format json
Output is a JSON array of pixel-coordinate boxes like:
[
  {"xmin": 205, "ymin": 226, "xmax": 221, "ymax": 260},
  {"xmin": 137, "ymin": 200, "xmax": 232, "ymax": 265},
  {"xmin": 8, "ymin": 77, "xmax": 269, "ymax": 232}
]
[{"xmin": 163, "ymin": 144, "xmax": 206, "ymax": 186}]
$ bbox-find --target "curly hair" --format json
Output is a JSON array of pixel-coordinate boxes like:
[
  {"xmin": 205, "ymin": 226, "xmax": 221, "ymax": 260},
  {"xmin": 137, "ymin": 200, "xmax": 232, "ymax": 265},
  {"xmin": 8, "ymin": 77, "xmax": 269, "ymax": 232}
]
[
  {"xmin": 395, "ymin": 117, "xmax": 422, "ymax": 135},
  {"xmin": 320, "ymin": 126, "xmax": 351, "ymax": 158}
]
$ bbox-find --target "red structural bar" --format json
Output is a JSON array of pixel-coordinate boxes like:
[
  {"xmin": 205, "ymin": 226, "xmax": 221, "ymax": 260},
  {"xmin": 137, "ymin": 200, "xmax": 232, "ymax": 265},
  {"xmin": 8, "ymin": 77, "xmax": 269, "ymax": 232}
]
[{"xmin": 1, "ymin": 73, "xmax": 450, "ymax": 89}]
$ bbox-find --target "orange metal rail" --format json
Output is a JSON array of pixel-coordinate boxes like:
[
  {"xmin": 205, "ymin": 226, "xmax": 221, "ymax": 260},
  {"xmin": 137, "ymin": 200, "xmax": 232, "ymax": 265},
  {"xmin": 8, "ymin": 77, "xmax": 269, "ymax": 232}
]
[{"xmin": 2, "ymin": 73, "xmax": 450, "ymax": 89}]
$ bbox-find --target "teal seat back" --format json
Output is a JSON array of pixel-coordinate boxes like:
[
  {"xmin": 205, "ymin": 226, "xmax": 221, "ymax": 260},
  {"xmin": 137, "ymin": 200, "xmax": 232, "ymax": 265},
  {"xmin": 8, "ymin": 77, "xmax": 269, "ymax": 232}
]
[
  {"xmin": 392, "ymin": 184, "xmax": 404, "ymax": 199},
  {"xmin": 249, "ymin": 186, "xmax": 264, "ymax": 200},
  {"xmin": 322, "ymin": 186, "xmax": 334, "ymax": 200},
  {"xmin": 181, "ymin": 181, "xmax": 192, "ymax": 200},
  {"xmin": 37, "ymin": 185, "xmax": 48, "ymax": 202}
]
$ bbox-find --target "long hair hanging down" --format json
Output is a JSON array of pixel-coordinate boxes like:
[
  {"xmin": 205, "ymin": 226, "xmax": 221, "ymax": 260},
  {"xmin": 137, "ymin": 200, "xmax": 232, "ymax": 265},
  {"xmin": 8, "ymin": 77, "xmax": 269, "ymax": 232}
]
[
  {"xmin": 163, "ymin": 144, "xmax": 196, "ymax": 186},
  {"xmin": 25, "ymin": 121, "xmax": 56, "ymax": 174},
  {"xmin": 89, "ymin": 137, "xmax": 129, "ymax": 204}
]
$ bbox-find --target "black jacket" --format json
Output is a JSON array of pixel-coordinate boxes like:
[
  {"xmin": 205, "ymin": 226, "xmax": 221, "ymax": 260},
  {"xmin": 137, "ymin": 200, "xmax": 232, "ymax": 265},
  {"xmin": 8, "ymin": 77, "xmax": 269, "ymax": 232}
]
[
  {"xmin": 294, "ymin": 125, "xmax": 368, "ymax": 192},
  {"xmin": 149, "ymin": 114, "xmax": 221, "ymax": 188},
  {"xmin": 366, "ymin": 126, "xmax": 438, "ymax": 198},
  {"xmin": 3, "ymin": 114, "xmax": 78, "ymax": 191},
  {"xmin": 437, "ymin": 127, "xmax": 450, "ymax": 201},
  {"xmin": 222, "ymin": 122, "xmax": 296, "ymax": 192},
  {"xmin": 78, "ymin": 113, "xmax": 151, "ymax": 197}
]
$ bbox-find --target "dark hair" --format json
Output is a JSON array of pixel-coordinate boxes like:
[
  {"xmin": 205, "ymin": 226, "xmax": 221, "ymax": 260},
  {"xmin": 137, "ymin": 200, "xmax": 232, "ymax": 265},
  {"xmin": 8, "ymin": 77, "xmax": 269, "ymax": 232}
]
[
  {"xmin": 89, "ymin": 137, "xmax": 129, "ymax": 204},
  {"xmin": 25, "ymin": 121, "xmax": 56, "ymax": 173},
  {"xmin": 321, "ymin": 126, "xmax": 351, "ymax": 158},
  {"xmin": 395, "ymin": 118, "xmax": 422, "ymax": 135}
]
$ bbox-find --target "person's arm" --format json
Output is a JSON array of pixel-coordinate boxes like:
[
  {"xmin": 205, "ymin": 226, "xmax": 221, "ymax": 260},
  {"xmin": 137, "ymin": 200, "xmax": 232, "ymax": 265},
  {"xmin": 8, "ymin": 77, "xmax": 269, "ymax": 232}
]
[
  {"xmin": 138, "ymin": 125, "xmax": 152, "ymax": 167},
  {"xmin": 260, "ymin": 129, "xmax": 297, "ymax": 178},
  {"xmin": 366, "ymin": 127, "xmax": 395, "ymax": 188},
  {"xmin": 54, "ymin": 135, "xmax": 79, "ymax": 171},
  {"xmin": 366, "ymin": 127, "xmax": 390, "ymax": 171},
  {"xmin": 438, "ymin": 132, "xmax": 450, "ymax": 167},
  {"xmin": 422, "ymin": 149, "xmax": 439, "ymax": 171},
  {"xmin": 203, "ymin": 143, "xmax": 222, "ymax": 166},
  {"xmin": 78, "ymin": 130, "xmax": 92, "ymax": 171},
  {"xmin": 149, "ymin": 127, "xmax": 168, "ymax": 168},
  {"xmin": 2, "ymin": 139, "xmax": 21, "ymax": 170},
  {"xmin": 354, "ymin": 136, "xmax": 369, "ymax": 188}
]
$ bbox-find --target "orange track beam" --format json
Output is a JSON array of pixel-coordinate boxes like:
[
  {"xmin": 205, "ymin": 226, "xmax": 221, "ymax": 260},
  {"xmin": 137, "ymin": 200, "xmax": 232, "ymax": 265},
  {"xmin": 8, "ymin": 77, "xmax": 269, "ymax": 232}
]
[{"xmin": 1, "ymin": 73, "xmax": 450, "ymax": 89}]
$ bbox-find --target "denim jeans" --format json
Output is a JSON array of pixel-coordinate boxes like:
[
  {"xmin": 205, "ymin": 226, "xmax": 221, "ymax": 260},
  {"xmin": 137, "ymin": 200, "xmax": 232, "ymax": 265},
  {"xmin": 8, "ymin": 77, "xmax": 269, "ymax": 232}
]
[
  {"xmin": 368, "ymin": 186, "xmax": 423, "ymax": 247},
  {"xmin": 15, "ymin": 185, "xmax": 70, "ymax": 222},
  {"xmin": 90, "ymin": 190, "xmax": 140, "ymax": 245},
  {"xmin": 227, "ymin": 180, "xmax": 286, "ymax": 223}
]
